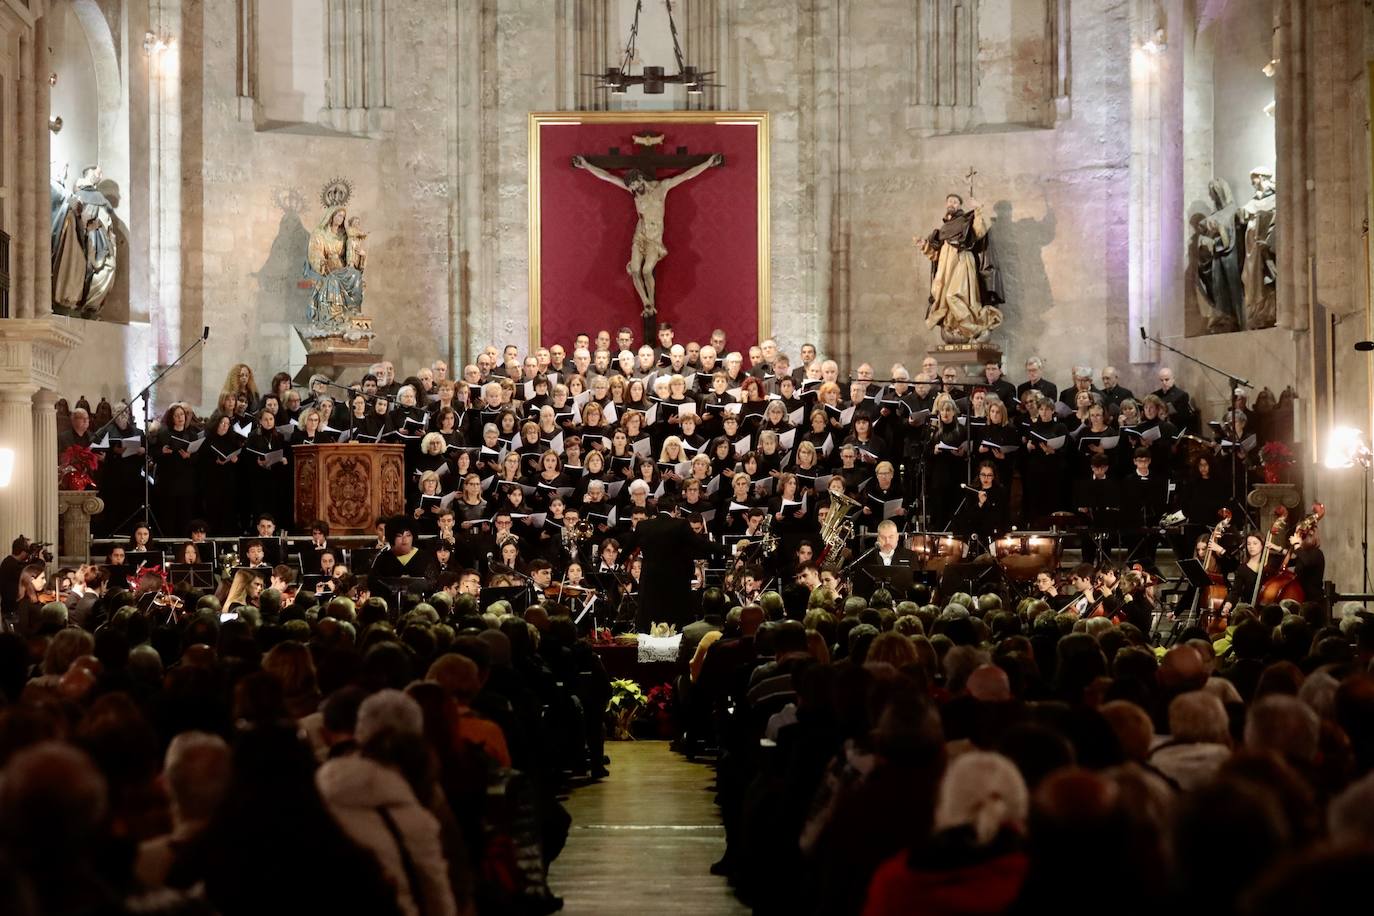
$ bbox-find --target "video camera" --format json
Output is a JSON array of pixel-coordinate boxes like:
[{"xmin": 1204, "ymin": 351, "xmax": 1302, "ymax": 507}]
[{"xmin": 19, "ymin": 537, "xmax": 54, "ymax": 564}]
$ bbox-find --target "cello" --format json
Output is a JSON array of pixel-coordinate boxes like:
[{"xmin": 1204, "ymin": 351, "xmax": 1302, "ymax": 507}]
[
  {"xmin": 1257, "ymin": 503, "xmax": 1325, "ymax": 604},
  {"xmin": 1198, "ymin": 508, "xmax": 1232, "ymax": 635}
]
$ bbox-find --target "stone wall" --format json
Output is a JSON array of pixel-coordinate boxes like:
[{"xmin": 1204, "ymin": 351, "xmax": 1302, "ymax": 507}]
[{"xmin": 32, "ymin": 0, "xmax": 1374, "ymax": 594}]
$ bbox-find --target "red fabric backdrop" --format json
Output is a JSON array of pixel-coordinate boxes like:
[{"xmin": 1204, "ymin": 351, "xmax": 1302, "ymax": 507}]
[{"xmin": 536, "ymin": 119, "xmax": 761, "ymax": 350}]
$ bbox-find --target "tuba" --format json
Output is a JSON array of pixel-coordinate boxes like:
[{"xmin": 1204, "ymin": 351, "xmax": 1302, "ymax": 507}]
[{"xmin": 818, "ymin": 491, "xmax": 862, "ymax": 570}]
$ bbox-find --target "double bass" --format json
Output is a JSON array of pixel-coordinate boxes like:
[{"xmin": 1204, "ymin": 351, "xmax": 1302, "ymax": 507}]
[
  {"xmin": 1199, "ymin": 508, "xmax": 1233, "ymax": 635},
  {"xmin": 1248, "ymin": 506, "xmax": 1288, "ymax": 606},
  {"xmin": 1257, "ymin": 503, "xmax": 1325, "ymax": 604}
]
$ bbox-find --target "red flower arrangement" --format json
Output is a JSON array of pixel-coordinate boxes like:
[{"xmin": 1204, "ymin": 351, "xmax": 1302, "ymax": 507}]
[
  {"xmin": 59, "ymin": 444, "xmax": 99, "ymax": 491},
  {"xmin": 1259, "ymin": 441, "xmax": 1295, "ymax": 485}
]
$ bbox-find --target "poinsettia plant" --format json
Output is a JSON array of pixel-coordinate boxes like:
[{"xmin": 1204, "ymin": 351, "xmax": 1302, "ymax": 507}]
[
  {"xmin": 59, "ymin": 444, "xmax": 99, "ymax": 491},
  {"xmin": 1259, "ymin": 441, "xmax": 1295, "ymax": 484},
  {"xmin": 606, "ymin": 678, "xmax": 645, "ymax": 740}
]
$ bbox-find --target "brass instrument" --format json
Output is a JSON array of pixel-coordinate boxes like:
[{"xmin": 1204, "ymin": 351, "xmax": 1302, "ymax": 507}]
[
  {"xmin": 218, "ymin": 548, "xmax": 241, "ymax": 580},
  {"xmin": 818, "ymin": 491, "xmax": 861, "ymax": 570},
  {"xmin": 565, "ymin": 519, "xmax": 594, "ymax": 546}
]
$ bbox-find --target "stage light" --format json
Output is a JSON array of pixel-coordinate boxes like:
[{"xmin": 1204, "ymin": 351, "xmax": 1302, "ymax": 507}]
[
  {"xmin": 1262, "ymin": 59, "xmax": 1279, "ymax": 78},
  {"xmin": 1324, "ymin": 426, "xmax": 1370, "ymax": 469},
  {"xmin": 0, "ymin": 449, "xmax": 14, "ymax": 487}
]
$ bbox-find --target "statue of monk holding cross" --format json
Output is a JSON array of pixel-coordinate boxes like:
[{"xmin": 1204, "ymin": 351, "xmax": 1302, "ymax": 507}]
[{"xmin": 573, "ymin": 152, "xmax": 723, "ymax": 317}]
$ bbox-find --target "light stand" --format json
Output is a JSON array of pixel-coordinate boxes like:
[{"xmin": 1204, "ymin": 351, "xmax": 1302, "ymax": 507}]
[
  {"xmin": 1324, "ymin": 427, "xmax": 1373, "ymax": 599},
  {"xmin": 112, "ymin": 326, "xmax": 211, "ymax": 538}
]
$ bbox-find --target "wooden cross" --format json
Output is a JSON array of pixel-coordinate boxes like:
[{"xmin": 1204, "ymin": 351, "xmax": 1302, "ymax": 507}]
[
  {"xmin": 579, "ymin": 132, "xmax": 722, "ymax": 181},
  {"xmin": 964, "ymin": 166, "xmax": 978, "ymax": 199}
]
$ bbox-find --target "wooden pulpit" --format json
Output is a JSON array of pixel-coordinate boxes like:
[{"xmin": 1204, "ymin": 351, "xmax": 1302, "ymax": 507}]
[{"xmin": 293, "ymin": 443, "xmax": 406, "ymax": 533}]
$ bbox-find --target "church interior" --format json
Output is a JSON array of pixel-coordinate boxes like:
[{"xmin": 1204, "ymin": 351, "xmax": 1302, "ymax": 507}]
[{"xmin": 2, "ymin": 1, "xmax": 1374, "ymax": 914}]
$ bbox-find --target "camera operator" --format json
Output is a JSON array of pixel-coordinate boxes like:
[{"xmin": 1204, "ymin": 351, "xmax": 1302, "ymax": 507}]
[{"xmin": 1, "ymin": 536, "xmax": 33, "ymax": 626}]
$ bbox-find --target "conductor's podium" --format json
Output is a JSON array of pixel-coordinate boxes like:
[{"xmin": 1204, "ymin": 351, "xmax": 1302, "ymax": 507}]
[{"xmin": 293, "ymin": 443, "xmax": 406, "ymax": 533}]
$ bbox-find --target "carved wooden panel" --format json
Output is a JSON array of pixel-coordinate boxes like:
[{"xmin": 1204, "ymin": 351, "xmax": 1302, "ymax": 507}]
[
  {"xmin": 294, "ymin": 443, "xmax": 405, "ymax": 533},
  {"xmin": 324, "ymin": 453, "xmax": 373, "ymax": 530},
  {"xmin": 295, "ymin": 447, "xmax": 318, "ymax": 528},
  {"xmin": 378, "ymin": 451, "xmax": 405, "ymax": 518}
]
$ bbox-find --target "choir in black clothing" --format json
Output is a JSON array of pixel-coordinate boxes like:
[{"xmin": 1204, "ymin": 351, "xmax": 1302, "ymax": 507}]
[{"xmin": 73, "ymin": 339, "xmax": 1306, "ymax": 616}]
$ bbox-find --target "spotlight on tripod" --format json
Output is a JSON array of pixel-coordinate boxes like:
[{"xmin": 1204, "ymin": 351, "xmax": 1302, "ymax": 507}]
[{"xmin": 1324, "ymin": 426, "xmax": 1371, "ymax": 469}]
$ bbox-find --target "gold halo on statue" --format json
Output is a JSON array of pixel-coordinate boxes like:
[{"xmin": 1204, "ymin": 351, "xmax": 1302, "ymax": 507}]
[{"xmin": 320, "ymin": 178, "xmax": 354, "ymax": 210}]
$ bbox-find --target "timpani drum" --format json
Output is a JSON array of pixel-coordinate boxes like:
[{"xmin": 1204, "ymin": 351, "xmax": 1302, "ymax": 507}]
[
  {"xmin": 907, "ymin": 532, "xmax": 969, "ymax": 575},
  {"xmin": 990, "ymin": 531, "xmax": 1064, "ymax": 582}
]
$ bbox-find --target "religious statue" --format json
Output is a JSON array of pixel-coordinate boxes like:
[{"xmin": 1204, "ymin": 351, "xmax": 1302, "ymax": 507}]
[
  {"xmin": 1238, "ymin": 166, "xmax": 1277, "ymax": 330},
  {"xmin": 304, "ymin": 206, "xmax": 366, "ymax": 331},
  {"xmin": 1194, "ymin": 178, "xmax": 1244, "ymax": 333},
  {"xmin": 915, "ymin": 192, "xmax": 1004, "ymax": 343},
  {"xmin": 572, "ymin": 152, "xmax": 723, "ymax": 318},
  {"xmin": 50, "ymin": 165, "xmax": 118, "ymax": 318}
]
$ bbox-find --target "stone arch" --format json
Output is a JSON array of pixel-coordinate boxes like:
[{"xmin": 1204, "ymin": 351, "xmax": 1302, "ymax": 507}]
[{"xmin": 68, "ymin": 0, "xmax": 122, "ymax": 169}]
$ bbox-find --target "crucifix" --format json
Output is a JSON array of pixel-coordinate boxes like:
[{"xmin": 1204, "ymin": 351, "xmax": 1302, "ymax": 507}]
[
  {"xmin": 964, "ymin": 166, "xmax": 978, "ymax": 200},
  {"xmin": 572, "ymin": 132, "xmax": 724, "ymax": 343}
]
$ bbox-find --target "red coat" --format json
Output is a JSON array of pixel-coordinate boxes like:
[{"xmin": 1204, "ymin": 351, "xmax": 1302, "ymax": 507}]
[{"xmin": 863, "ymin": 841, "xmax": 1028, "ymax": 916}]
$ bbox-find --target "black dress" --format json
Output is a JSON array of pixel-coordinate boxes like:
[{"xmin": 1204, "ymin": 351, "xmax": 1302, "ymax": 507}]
[
  {"xmin": 927, "ymin": 422, "xmax": 968, "ymax": 531},
  {"xmin": 201, "ymin": 429, "xmax": 246, "ymax": 535},
  {"xmin": 152, "ymin": 426, "xmax": 198, "ymax": 539}
]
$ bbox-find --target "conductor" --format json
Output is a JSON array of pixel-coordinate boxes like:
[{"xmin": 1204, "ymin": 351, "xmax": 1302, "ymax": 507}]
[{"xmin": 621, "ymin": 496, "xmax": 707, "ymax": 631}]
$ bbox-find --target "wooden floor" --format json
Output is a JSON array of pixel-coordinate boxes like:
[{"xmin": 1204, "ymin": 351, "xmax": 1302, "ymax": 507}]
[{"xmin": 549, "ymin": 741, "xmax": 749, "ymax": 915}]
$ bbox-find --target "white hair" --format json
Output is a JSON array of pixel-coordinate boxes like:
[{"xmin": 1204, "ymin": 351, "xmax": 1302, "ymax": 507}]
[
  {"xmin": 1329, "ymin": 772, "xmax": 1374, "ymax": 845},
  {"xmin": 1244, "ymin": 694, "xmax": 1320, "ymax": 763},
  {"xmin": 164, "ymin": 732, "xmax": 232, "ymax": 822},
  {"xmin": 1168, "ymin": 691, "xmax": 1230, "ymax": 744},
  {"xmin": 934, "ymin": 751, "xmax": 1028, "ymax": 844},
  {"xmin": 629, "ymin": 479, "xmax": 650, "ymax": 497},
  {"xmin": 356, "ymin": 689, "xmax": 424, "ymax": 745}
]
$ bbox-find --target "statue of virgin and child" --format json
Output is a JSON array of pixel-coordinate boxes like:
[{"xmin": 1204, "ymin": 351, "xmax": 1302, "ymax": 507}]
[{"xmin": 304, "ymin": 207, "xmax": 368, "ymax": 332}]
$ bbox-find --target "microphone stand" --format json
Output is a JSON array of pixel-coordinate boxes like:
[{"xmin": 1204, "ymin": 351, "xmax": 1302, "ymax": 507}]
[
  {"xmin": 1140, "ymin": 328, "xmax": 1256, "ymax": 530},
  {"xmin": 112, "ymin": 327, "xmax": 211, "ymax": 538}
]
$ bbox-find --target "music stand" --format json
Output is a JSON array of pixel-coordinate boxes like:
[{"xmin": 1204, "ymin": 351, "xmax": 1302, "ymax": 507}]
[
  {"xmin": 168, "ymin": 563, "xmax": 216, "ymax": 591},
  {"xmin": 937, "ymin": 560, "xmax": 999, "ymax": 603},
  {"xmin": 480, "ymin": 585, "xmax": 531, "ymax": 614},
  {"xmin": 856, "ymin": 561, "xmax": 916, "ymax": 600},
  {"xmin": 349, "ymin": 547, "xmax": 380, "ymax": 575},
  {"xmin": 374, "ymin": 576, "xmax": 434, "ymax": 612}
]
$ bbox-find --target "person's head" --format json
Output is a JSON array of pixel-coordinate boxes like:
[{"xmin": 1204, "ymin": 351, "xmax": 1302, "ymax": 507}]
[
  {"xmin": 1168, "ymin": 690, "xmax": 1231, "ymax": 745},
  {"xmin": 386, "ymin": 517, "xmax": 415, "ymax": 554},
  {"xmin": 1025, "ymin": 357, "xmax": 1043, "ymax": 382},
  {"xmin": 977, "ymin": 462, "xmax": 996, "ymax": 488},
  {"xmin": 944, "ymin": 193, "xmax": 964, "ymax": 215},
  {"xmin": 876, "ymin": 520, "xmax": 900, "ymax": 554},
  {"xmin": 1132, "ymin": 447, "xmax": 1151, "ymax": 474},
  {"xmin": 1158, "ymin": 367, "xmax": 1176, "ymax": 390},
  {"xmin": 934, "ymin": 750, "xmax": 1028, "ymax": 842}
]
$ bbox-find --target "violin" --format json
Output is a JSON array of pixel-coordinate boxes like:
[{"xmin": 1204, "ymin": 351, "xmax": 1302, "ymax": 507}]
[{"xmin": 1258, "ymin": 503, "xmax": 1324, "ymax": 604}]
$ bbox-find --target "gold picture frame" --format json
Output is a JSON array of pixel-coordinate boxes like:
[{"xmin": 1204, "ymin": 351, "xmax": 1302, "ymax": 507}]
[{"xmin": 527, "ymin": 110, "xmax": 771, "ymax": 350}]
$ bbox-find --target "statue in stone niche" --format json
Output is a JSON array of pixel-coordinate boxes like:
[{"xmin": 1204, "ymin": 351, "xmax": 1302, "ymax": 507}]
[
  {"xmin": 572, "ymin": 152, "xmax": 723, "ymax": 317},
  {"xmin": 304, "ymin": 206, "xmax": 366, "ymax": 330},
  {"xmin": 1239, "ymin": 166, "xmax": 1277, "ymax": 330},
  {"xmin": 1194, "ymin": 178, "xmax": 1244, "ymax": 333},
  {"xmin": 50, "ymin": 165, "xmax": 118, "ymax": 317},
  {"xmin": 915, "ymin": 193, "xmax": 1004, "ymax": 342}
]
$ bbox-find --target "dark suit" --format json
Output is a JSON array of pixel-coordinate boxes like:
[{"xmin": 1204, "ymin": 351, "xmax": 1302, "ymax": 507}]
[
  {"xmin": 854, "ymin": 546, "xmax": 917, "ymax": 599},
  {"xmin": 622, "ymin": 515, "xmax": 707, "ymax": 630}
]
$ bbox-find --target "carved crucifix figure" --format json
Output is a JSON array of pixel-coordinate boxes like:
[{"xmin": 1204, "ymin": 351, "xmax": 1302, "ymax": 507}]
[{"xmin": 572, "ymin": 149, "xmax": 723, "ymax": 318}]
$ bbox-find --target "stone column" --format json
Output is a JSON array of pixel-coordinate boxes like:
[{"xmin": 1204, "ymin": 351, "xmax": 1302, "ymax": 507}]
[
  {"xmin": 1248, "ymin": 483, "xmax": 1302, "ymax": 541},
  {"xmin": 0, "ymin": 387, "xmax": 38, "ymax": 542},
  {"xmin": 32, "ymin": 389, "xmax": 59, "ymax": 549},
  {"xmin": 59, "ymin": 491, "xmax": 106, "ymax": 565}
]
